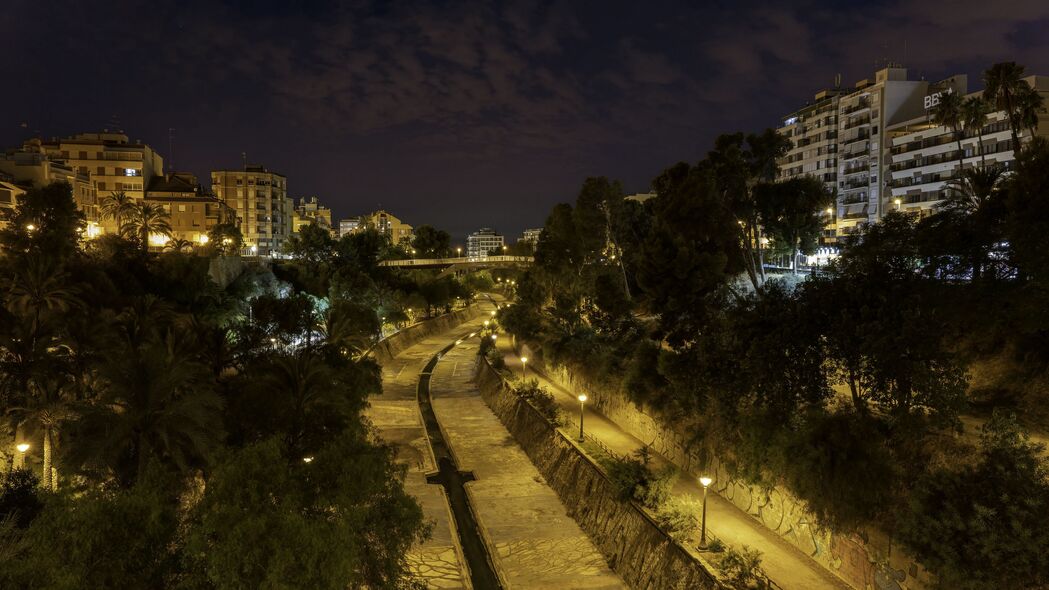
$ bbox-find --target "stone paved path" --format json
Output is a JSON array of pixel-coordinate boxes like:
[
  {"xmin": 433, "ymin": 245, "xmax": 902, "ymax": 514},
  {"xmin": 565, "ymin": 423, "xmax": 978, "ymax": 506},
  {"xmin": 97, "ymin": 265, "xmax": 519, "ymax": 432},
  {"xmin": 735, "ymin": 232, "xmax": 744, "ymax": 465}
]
[
  {"xmin": 367, "ymin": 303, "xmax": 624, "ymax": 589},
  {"xmin": 496, "ymin": 339, "xmax": 854, "ymax": 590},
  {"xmin": 430, "ymin": 308, "xmax": 625, "ymax": 589}
]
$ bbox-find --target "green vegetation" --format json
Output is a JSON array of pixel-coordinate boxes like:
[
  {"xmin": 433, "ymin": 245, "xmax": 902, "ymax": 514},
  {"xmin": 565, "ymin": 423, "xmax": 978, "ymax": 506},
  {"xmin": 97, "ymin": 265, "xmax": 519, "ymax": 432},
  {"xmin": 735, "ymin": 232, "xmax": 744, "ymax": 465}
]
[
  {"xmin": 501, "ymin": 62, "xmax": 1049, "ymax": 587},
  {"xmin": 0, "ymin": 183, "xmax": 486, "ymax": 588}
]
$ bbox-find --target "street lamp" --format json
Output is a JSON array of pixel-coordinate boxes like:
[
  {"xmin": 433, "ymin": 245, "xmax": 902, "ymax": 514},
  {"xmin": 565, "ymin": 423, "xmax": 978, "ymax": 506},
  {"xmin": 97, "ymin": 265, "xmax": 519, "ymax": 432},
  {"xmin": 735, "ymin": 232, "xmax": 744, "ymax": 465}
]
[
  {"xmin": 699, "ymin": 476, "xmax": 713, "ymax": 548},
  {"xmin": 490, "ymin": 310, "xmax": 496, "ymax": 317},
  {"xmin": 302, "ymin": 456, "xmax": 314, "ymax": 463},
  {"xmin": 490, "ymin": 333, "xmax": 497, "ymax": 342},
  {"xmin": 483, "ymin": 320, "xmax": 489, "ymax": 333},
  {"xmin": 577, "ymin": 394, "xmax": 587, "ymax": 441},
  {"xmin": 16, "ymin": 443, "xmax": 29, "ymax": 468},
  {"xmin": 824, "ymin": 207, "xmax": 833, "ymax": 215},
  {"xmin": 894, "ymin": 198, "xmax": 902, "ymax": 211},
  {"xmin": 456, "ymin": 247, "xmax": 462, "ymax": 257},
  {"xmin": 520, "ymin": 356, "xmax": 528, "ymax": 378}
]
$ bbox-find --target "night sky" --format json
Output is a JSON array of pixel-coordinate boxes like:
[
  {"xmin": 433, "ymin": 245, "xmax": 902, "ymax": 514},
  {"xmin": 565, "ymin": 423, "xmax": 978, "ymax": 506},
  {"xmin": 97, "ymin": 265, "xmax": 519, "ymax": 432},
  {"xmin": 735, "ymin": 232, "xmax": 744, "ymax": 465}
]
[{"xmin": 3, "ymin": 1, "xmax": 1049, "ymax": 242}]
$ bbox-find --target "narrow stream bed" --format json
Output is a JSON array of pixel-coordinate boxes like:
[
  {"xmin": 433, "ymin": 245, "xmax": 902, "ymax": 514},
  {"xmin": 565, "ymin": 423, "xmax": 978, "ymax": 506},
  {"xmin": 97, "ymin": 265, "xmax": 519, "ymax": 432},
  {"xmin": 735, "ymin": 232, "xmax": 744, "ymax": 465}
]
[{"xmin": 418, "ymin": 336, "xmax": 503, "ymax": 590}]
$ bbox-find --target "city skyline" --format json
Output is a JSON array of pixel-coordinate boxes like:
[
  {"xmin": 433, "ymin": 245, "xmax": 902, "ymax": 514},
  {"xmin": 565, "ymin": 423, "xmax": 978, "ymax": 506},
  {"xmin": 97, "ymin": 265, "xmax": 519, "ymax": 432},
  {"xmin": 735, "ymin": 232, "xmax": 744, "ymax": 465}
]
[{"xmin": 4, "ymin": 0, "xmax": 1049, "ymax": 238}]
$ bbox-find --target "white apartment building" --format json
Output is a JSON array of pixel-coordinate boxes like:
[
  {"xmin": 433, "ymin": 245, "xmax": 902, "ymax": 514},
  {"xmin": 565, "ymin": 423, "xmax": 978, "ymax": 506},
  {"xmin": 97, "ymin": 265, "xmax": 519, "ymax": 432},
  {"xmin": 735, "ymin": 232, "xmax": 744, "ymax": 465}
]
[
  {"xmin": 778, "ymin": 88, "xmax": 845, "ymax": 243},
  {"xmin": 778, "ymin": 67, "xmax": 970, "ymax": 241},
  {"xmin": 38, "ymin": 131, "xmax": 163, "ymax": 203},
  {"xmin": 339, "ymin": 217, "xmax": 361, "ymax": 237},
  {"xmin": 886, "ymin": 76, "xmax": 1049, "ymax": 216},
  {"xmin": 467, "ymin": 228, "xmax": 504, "ymax": 260},
  {"xmin": 519, "ymin": 228, "xmax": 543, "ymax": 246},
  {"xmin": 211, "ymin": 165, "xmax": 291, "ymax": 256}
]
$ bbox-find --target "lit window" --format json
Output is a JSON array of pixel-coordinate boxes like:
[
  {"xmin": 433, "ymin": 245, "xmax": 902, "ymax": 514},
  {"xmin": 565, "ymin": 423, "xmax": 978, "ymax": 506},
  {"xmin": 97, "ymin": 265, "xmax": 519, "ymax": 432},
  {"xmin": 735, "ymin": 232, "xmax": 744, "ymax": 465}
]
[{"xmin": 125, "ymin": 168, "xmax": 137, "ymax": 176}]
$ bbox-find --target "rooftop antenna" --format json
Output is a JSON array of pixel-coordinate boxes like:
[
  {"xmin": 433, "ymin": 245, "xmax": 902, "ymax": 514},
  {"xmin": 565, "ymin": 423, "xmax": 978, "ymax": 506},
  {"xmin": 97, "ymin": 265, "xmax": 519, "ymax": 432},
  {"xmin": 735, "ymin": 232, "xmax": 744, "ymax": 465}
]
[
  {"xmin": 241, "ymin": 152, "xmax": 247, "ymax": 170},
  {"xmin": 834, "ymin": 73, "xmax": 842, "ymax": 88},
  {"xmin": 167, "ymin": 127, "xmax": 175, "ymax": 171}
]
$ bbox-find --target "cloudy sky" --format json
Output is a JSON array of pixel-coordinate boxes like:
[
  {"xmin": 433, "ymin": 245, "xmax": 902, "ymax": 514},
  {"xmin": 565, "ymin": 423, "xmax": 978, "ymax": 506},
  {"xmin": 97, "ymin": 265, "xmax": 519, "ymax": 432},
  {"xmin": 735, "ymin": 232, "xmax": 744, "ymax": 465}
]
[{"xmin": 3, "ymin": 0, "xmax": 1049, "ymax": 241}]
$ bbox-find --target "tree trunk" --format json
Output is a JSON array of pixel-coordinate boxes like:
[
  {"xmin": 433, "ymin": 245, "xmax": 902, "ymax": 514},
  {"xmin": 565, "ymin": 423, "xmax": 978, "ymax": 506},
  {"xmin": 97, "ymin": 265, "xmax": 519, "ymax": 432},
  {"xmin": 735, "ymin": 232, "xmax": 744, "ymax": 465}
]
[
  {"xmin": 791, "ymin": 241, "xmax": 799, "ymax": 276},
  {"xmin": 848, "ymin": 369, "xmax": 866, "ymax": 414},
  {"xmin": 955, "ymin": 125, "xmax": 966, "ymax": 175},
  {"xmin": 976, "ymin": 129, "xmax": 986, "ymax": 169},
  {"xmin": 42, "ymin": 427, "xmax": 52, "ymax": 490}
]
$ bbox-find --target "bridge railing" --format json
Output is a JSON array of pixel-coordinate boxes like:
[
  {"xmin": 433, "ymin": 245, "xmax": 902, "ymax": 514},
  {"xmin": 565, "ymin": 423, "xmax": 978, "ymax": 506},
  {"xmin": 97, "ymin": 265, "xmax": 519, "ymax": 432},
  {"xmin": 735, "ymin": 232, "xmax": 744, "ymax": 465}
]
[{"xmin": 379, "ymin": 255, "xmax": 534, "ymax": 267}]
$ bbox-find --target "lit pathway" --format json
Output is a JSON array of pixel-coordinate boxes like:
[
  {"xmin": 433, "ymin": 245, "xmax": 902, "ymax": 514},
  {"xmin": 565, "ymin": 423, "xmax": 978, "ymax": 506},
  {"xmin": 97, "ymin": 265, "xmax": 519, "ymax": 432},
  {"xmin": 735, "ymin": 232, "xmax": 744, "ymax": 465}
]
[
  {"xmin": 367, "ymin": 322, "xmax": 485, "ymax": 589},
  {"xmin": 430, "ymin": 308, "xmax": 625, "ymax": 589},
  {"xmin": 496, "ymin": 340, "xmax": 854, "ymax": 590}
]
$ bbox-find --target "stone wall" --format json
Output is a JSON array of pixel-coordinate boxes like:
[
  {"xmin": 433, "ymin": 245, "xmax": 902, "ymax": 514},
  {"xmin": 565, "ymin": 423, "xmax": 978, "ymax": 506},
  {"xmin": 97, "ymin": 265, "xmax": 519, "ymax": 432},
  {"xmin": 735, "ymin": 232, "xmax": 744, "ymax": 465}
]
[
  {"xmin": 536, "ymin": 356, "xmax": 933, "ymax": 590},
  {"xmin": 475, "ymin": 360, "xmax": 727, "ymax": 590},
  {"xmin": 368, "ymin": 307, "xmax": 482, "ymax": 366}
]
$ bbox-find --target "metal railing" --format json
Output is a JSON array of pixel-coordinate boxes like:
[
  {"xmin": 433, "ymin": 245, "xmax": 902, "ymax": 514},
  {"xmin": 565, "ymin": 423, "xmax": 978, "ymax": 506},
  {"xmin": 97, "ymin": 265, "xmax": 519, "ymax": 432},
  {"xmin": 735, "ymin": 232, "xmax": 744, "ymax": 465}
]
[{"xmin": 379, "ymin": 255, "xmax": 534, "ymax": 267}]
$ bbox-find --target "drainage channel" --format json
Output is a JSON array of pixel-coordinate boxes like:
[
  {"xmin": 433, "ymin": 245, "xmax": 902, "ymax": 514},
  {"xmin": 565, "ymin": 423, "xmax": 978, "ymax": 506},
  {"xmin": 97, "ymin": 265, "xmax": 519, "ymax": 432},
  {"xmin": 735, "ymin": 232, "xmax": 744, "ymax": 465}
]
[{"xmin": 419, "ymin": 335, "xmax": 503, "ymax": 590}]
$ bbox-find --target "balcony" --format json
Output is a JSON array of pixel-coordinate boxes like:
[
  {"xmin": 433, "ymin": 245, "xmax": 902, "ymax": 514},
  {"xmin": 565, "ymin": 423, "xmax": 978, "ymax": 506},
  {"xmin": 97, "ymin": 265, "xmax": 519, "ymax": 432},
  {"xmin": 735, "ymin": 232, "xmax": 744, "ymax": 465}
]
[
  {"xmin": 843, "ymin": 117, "xmax": 871, "ymax": 131},
  {"xmin": 841, "ymin": 99, "xmax": 871, "ymax": 116}
]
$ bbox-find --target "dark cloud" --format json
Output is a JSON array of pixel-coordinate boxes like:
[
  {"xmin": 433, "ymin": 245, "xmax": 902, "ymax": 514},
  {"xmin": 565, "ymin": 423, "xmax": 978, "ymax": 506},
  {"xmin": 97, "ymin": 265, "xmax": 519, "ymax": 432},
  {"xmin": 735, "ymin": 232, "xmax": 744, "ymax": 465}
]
[{"xmin": 2, "ymin": 0, "xmax": 1048, "ymax": 239}]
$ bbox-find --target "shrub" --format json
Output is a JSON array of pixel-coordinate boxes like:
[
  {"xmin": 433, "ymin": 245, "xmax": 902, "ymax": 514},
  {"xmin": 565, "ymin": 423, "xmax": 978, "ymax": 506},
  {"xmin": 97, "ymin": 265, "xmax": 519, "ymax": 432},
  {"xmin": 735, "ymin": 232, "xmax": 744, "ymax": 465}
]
[
  {"xmin": 601, "ymin": 447, "xmax": 678, "ymax": 510},
  {"xmin": 717, "ymin": 545, "xmax": 767, "ymax": 589},
  {"xmin": 654, "ymin": 496, "xmax": 699, "ymax": 541},
  {"xmin": 484, "ymin": 346, "xmax": 506, "ymax": 370},
  {"xmin": 512, "ymin": 379, "xmax": 565, "ymax": 426},
  {"xmin": 0, "ymin": 468, "xmax": 42, "ymax": 528}
]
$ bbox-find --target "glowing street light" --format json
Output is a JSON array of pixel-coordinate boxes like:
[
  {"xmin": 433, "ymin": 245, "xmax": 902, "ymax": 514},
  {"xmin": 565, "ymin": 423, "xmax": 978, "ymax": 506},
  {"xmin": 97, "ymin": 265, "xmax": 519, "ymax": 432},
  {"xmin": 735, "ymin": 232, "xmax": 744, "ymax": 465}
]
[
  {"xmin": 699, "ymin": 476, "xmax": 713, "ymax": 548},
  {"xmin": 894, "ymin": 198, "xmax": 902, "ymax": 211},
  {"xmin": 520, "ymin": 356, "xmax": 528, "ymax": 378},
  {"xmin": 490, "ymin": 310, "xmax": 496, "ymax": 317},
  {"xmin": 456, "ymin": 247, "xmax": 462, "ymax": 257},
  {"xmin": 16, "ymin": 442, "xmax": 29, "ymax": 468},
  {"xmin": 577, "ymin": 394, "xmax": 587, "ymax": 442},
  {"xmin": 24, "ymin": 223, "xmax": 36, "ymax": 232},
  {"xmin": 302, "ymin": 456, "xmax": 314, "ymax": 463},
  {"xmin": 490, "ymin": 333, "xmax": 497, "ymax": 342},
  {"xmin": 824, "ymin": 207, "xmax": 833, "ymax": 215},
  {"xmin": 250, "ymin": 245, "xmax": 258, "ymax": 255}
]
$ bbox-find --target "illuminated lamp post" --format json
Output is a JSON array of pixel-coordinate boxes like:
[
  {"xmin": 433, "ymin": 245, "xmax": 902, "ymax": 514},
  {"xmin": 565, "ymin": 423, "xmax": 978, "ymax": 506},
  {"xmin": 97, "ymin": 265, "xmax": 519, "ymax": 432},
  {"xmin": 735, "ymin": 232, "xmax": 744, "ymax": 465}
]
[
  {"xmin": 16, "ymin": 443, "xmax": 29, "ymax": 468},
  {"xmin": 577, "ymin": 394, "xmax": 587, "ymax": 442},
  {"xmin": 520, "ymin": 356, "xmax": 528, "ymax": 379},
  {"xmin": 699, "ymin": 476, "xmax": 713, "ymax": 548}
]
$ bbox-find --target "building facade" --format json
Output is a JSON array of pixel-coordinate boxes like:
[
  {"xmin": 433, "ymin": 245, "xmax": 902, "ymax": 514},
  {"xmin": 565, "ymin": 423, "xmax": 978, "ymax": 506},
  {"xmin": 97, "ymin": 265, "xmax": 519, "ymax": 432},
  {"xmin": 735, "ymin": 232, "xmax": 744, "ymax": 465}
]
[
  {"xmin": 292, "ymin": 196, "xmax": 334, "ymax": 235},
  {"xmin": 0, "ymin": 140, "xmax": 98, "ymax": 225},
  {"xmin": 519, "ymin": 228, "xmax": 543, "ymax": 246},
  {"xmin": 467, "ymin": 228, "xmax": 504, "ymax": 260},
  {"xmin": 211, "ymin": 165, "xmax": 291, "ymax": 256},
  {"xmin": 885, "ymin": 75, "xmax": 1049, "ymax": 217},
  {"xmin": 146, "ymin": 172, "xmax": 235, "ymax": 247},
  {"xmin": 339, "ymin": 217, "xmax": 361, "ymax": 237},
  {"xmin": 778, "ymin": 67, "xmax": 982, "ymax": 242},
  {"xmin": 361, "ymin": 210, "xmax": 413, "ymax": 245},
  {"xmin": 37, "ymin": 131, "xmax": 163, "ymax": 204}
]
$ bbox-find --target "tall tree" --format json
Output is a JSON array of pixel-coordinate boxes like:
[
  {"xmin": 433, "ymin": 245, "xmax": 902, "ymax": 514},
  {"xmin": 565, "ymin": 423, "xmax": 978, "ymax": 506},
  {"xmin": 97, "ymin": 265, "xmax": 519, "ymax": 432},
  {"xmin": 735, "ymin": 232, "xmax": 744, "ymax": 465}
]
[
  {"xmin": 1015, "ymin": 83, "xmax": 1046, "ymax": 140},
  {"xmin": 121, "ymin": 202, "xmax": 172, "ymax": 253},
  {"xmin": 754, "ymin": 177, "xmax": 832, "ymax": 274},
  {"xmin": 961, "ymin": 96, "xmax": 992, "ymax": 168},
  {"xmin": 984, "ymin": 62, "xmax": 1027, "ymax": 150},
  {"xmin": 931, "ymin": 90, "xmax": 966, "ymax": 171},
  {"xmin": 97, "ymin": 191, "xmax": 135, "ymax": 234},
  {"xmin": 410, "ymin": 225, "xmax": 451, "ymax": 258}
]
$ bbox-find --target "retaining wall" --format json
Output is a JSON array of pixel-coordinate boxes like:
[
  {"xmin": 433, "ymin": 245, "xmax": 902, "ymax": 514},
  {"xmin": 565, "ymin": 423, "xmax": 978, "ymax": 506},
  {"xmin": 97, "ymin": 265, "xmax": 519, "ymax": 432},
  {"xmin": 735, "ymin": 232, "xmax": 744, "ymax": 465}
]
[
  {"xmin": 369, "ymin": 307, "xmax": 482, "ymax": 366},
  {"xmin": 535, "ymin": 355, "xmax": 932, "ymax": 590},
  {"xmin": 475, "ymin": 359, "xmax": 726, "ymax": 590}
]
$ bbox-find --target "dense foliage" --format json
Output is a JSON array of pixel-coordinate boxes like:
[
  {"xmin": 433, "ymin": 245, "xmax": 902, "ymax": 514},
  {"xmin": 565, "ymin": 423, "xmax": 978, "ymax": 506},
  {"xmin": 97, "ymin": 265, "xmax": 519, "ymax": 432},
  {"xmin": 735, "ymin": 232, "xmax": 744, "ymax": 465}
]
[
  {"xmin": 0, "ymin": 183, "xmax": 463, "ymax": 588},
  {"xmin": 501, "ymin": 66, "xmax": 1049, "ymax": 585}
]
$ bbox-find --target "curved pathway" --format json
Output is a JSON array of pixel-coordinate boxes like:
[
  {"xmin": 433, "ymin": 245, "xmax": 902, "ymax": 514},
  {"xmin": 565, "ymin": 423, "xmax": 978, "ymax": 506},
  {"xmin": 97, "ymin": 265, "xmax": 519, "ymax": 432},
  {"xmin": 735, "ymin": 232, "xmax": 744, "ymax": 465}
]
[{"xmin": 368, "ymin": 303, "xmax": 623, "ymax": 589}]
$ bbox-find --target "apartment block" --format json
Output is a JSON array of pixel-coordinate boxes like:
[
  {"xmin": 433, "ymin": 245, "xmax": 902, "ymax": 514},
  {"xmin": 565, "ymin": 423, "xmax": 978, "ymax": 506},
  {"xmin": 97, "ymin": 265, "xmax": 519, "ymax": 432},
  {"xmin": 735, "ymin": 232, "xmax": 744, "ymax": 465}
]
[
  {"xmin": 467, "ymin": 227, "xmax": 504, "ymax": 260},
  {"xmin": 339, "ymin": 217, "xmax": 361, "ymax": 237},
  {"xmin": 211, "ymin": 165, "xmax": 291, "ymax": 256},
  {"xmin": 0, "ymin": 140, "xmax": 98, "ymax": 225},
  {"xmin": 885, "ymin": 76, "xmax": 1049, "ymax": 216},
  {"xmin": 38, "ymin": 131, "xmax": 163, "ymax": 202},
  {"xmin": 292, "ymin": 196, "xmax": 334, "ymax": 235},
  {"xmin": 361, "ymin": 209, "xmax": 413, "ymax": 245},
  {"xmin": 146, "ymin": 172, "xmax": 235, "ymax": 247}
]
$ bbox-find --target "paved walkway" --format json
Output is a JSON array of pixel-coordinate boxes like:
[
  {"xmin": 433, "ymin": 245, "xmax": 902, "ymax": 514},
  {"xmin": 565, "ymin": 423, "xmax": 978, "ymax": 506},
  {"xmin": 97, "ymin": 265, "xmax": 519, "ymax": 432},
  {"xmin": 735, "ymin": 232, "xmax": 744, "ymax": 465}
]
[
  {"xmin": 430, "ymin": 311, "xmax": 625, "ymax": 589},
  {"xmin": 496, "ymin": 340, "xmax": 853, "ymax": 590},
  {"xmin": 367, "ymin": 325, "xmax": 479, "ymax": 588},
  {"xmin": 367, "ymin": 304, "xmax": 623, "ymax": 589}
]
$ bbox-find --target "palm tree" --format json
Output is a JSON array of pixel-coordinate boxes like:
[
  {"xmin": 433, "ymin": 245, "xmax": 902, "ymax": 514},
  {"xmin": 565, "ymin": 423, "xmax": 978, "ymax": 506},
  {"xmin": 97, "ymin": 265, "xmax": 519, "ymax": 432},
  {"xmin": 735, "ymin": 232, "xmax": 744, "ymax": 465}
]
[
  {"xmin": 5, "ymin": 258, "xmax": 80, "ymax": 334},
  {"xmin": 164, "ymin": 238, "xmax": 193, "ymax": 253},
  {"xmin": 121, "ymin": 202, "xmax": 172, "ymax": 252},
  {"xmin": 68, "ymin": 328, "xmax": 222, "ymax": 486},
  {"xmin": 1015, "ymin": 84, "xmax": 1046, "ymax": 140},
  {"xmin": 931, "ymin": 90, "xmax": 966, "ymax": 172},
  {"xmin": 961, "ymin": 96, "xmax": 992, "ymax": 168},
  {"xmin": 11, "ymin": 377, "xmax": 75, "ymax": 490},
  {"xmin": 98, "ymin": 191, "xmax": 136, "ymax": 235},
  {"xmin": 984, "ymin": 62, "xmax": 1027, "ymax": 150},
  {"xmin": 940, "ymin": 167, "xmax": 1007, "ymax": 216}
]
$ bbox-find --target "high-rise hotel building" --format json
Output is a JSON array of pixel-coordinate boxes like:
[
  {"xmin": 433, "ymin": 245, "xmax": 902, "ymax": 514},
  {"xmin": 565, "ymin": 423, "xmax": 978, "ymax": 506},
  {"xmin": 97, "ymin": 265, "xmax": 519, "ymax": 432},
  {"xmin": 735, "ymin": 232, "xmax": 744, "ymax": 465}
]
[
  {"xmin": 778, "ymin": 66, "xmax": 1049, "ymax": 244},
  {"xmin": 211, "ymin": 165, "xmax": 292, "ymax": 256}
]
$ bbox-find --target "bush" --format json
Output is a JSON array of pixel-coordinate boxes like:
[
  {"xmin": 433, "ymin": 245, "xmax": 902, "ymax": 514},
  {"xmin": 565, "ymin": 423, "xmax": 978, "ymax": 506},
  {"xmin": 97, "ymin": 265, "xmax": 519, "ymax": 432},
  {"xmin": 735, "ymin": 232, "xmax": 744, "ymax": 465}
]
[
  {"xmin": 601, "ymin": 447, "xmax": 678, "ymax": 510},
  {"xmin": 654, "ymin": 496, "xmax": 699, "ymax": 541},
  {"xmin": 0, "ymin": 468, "xmax": 42, "ymax": 528},
  {"xmin": 717, "ymin": 545, "xmax": 767, "ymax": 589},
  {"xmin": 512, "ymin": 379, "xmax": 565, "ymax": 426}
]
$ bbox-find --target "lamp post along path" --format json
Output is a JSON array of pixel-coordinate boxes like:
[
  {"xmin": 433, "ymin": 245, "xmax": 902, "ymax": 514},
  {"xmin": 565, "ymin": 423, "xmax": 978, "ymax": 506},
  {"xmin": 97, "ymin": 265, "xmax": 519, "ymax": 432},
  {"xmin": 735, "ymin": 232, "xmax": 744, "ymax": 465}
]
[
  {"xmin": 577, "ymin": 394, "xmax": 587, "ymax": 442},
  {"xmin": 699, "ymin": 476, "xmax": 712, "ymax": 548}
]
